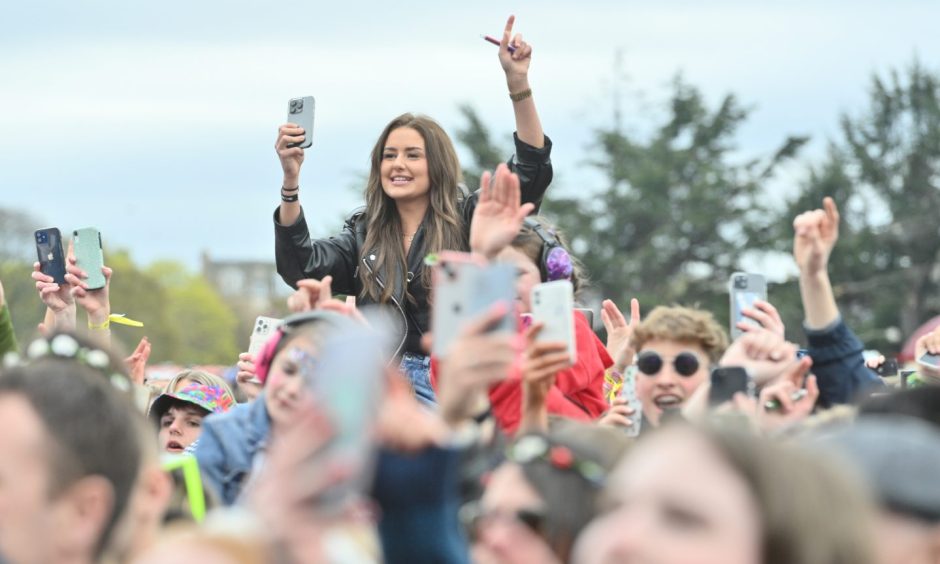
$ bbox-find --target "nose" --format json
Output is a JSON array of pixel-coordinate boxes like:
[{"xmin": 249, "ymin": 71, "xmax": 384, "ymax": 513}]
[
  {"xmin": 282, "ymin": 375, "xmax": 304, "ymax": 400},
  {"xmin": 168, "ymin": 417, "xmax": 183, "ymax": 436},
  {"xmin": 653, "ymin": 365, "xmax": 682, "ymax": 389}
]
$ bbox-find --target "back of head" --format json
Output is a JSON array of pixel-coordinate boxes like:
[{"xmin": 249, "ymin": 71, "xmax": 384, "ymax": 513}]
[
  {"xmin": 814, "ymin": 415, "xmax": 940, "ymax": 524},
  {"xmin": 0, "ymin": 332, "xmax": 142, "ymax": 559},
  {"xmin": 631, "ymin": 305, "xmax": 729, "ymax": 364},
  {"xmin": 704, "ymin": 426, "xmax": 876, "ymax": 564},
  {"xmin": 859, "ymin": 386, "xmax": 940, "ymax": 430}
]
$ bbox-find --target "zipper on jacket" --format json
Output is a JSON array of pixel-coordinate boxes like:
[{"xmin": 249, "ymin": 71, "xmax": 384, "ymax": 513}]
[{"xmin": 362, "ymin": 256, "xmax": 408, "ymax": 359}]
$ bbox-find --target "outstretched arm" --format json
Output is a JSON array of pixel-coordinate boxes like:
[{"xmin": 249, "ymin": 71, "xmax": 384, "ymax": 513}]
[{"xmin": 499, "ymin": 15, "xmax": 544, "ymax": 149}]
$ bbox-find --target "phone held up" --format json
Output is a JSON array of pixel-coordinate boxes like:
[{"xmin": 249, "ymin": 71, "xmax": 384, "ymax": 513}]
[
  {"xmin": 287, "ymin": 96, "xmax": 315, "ymax": 149},
  {"xmin": 709, "ymin": 366, "xmax": 754, "ymax": 407},
  {"xmin": 73, "ymin": 227, "xmax": 106, "ymax": 290},
  {"xmin": 530, "ymin": 279, "xmax": 578, "ymax": 365},
  {"xmin": 729, "ymin": 272, "xmax": 767, "ymax": 339},
  {"xmin": 34, "ymin": 227, "xmax": 67, "ymax": 285},
  {"xmin": 430, "ymin": 252, "xmax": 516, "ymax": 358}
]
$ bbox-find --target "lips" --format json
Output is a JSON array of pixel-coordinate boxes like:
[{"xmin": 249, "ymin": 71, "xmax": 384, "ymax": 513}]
[
  {"xmin": 165, "ymin": 440, "xmax": 184, "ymax": 453},
  {"xmin": 653, "ymin": 394, "xmax": 683, "ymax": 409}
]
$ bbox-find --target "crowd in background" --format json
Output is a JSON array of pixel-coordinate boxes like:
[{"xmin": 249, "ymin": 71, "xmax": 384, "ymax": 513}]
[{"xmin": 2, "ymin": 15, "xmax": 940, "ymax": 564}]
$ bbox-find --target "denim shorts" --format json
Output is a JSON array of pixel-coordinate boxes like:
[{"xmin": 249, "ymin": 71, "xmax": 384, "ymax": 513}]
[{"xmin": 399, "ymin": 352, "xmax": 436, "ymax": 408}]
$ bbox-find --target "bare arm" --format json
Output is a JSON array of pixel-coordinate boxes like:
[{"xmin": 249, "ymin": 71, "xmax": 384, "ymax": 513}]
[{"xmin": 499, "ymin": 15, "xmax": 544, "ymax": 148}]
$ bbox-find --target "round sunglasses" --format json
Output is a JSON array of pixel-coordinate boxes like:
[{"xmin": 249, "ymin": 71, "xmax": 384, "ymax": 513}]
[{"xmin": 636, "ymin": 350, "xmax": 702, "ymax": 377}]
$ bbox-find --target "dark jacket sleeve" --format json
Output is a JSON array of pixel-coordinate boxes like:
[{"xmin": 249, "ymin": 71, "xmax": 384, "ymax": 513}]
[
  {"xmin": 507, "ymin": 133, "xmax": 553, "ymax": 211},
  {"xmin": 371, "ymin": 446, "xmax": 470, "ymax": 564},
  {"xmin": 273, "ymin": 206, "xmax": 361, "ymax": 294},
  {"xmin": 0, "ymin": 305, "xmax": 18, "ymax": 357},
  {"xmin": 804, "ymin": 318, "xmax": 885, "ymax": 407}
]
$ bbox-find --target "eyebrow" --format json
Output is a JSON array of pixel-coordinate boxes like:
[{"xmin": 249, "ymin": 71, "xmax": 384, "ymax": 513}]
[{"xmin": 383, "ymin": 146, "xmax": 425, "ymax": 152}]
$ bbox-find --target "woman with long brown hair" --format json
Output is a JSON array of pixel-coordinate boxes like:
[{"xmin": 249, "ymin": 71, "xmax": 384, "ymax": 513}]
[{"xmin": 272, "ymin": 16, "xmax": 552, "ymax": 405}]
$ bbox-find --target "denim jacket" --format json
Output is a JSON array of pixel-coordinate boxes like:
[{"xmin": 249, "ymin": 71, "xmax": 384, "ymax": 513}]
[{"xmin": 195, "ymin": 395, "xmax": 271, "ymax": 506}]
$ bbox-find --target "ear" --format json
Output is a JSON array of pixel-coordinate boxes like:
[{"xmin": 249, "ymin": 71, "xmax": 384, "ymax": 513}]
[{"xmin": 56, "ymin": 475, "xmax": 115, "ymax": 558}]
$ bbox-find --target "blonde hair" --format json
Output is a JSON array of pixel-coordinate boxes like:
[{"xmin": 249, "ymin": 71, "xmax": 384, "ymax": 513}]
[
  {"xmin": 702, "ymin": 426, "xmax": 877, "ymax": 564},
  {"xmin": 630, "ymin": 305, "xmax": 729, "ymax": 364},
  {"xmin": 162, "ymin": 369, "xmax": 234, "ymax": 398}
]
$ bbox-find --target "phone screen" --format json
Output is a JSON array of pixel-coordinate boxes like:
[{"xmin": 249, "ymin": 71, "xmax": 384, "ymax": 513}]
[{"xmin": 919, "ymin": 352, "xmax": 940, "ymax": 369}]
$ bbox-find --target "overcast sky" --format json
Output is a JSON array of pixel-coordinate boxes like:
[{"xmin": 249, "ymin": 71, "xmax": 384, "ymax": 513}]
[{"xmin": 2, "ymin": 0, "xmax": 937, "ymax": 269}]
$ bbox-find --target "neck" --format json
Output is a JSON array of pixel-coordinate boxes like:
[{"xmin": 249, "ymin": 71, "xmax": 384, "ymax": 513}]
[{"xmin": 395, "ymin": 197, "xmax": 429, "ymax": 235}]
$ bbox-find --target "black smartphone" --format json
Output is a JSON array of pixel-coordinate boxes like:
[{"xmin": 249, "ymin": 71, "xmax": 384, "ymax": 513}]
[
  {"xmin": 34, "ymin": 227, "xmax": 67, "ymax": 284},
  {"xmin": 709, "ymin": 367, "xmax": 753, "ymax": 406},
  {"xmin": 287, "ymin": 96, "xmax": 315, "ymax": 149},
  {"xmin": 872, "ymin": 358, "xmax": 899, "ymax": 377}
]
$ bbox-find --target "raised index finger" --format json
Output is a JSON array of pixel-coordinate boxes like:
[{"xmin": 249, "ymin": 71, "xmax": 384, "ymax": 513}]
[
  {"xmin": 501, "ymin": 14, "xmax": 515, "ymax": 46},
  {"xmin": 823, "ymin": 197, "xmax": 840, "ymax": 226}
]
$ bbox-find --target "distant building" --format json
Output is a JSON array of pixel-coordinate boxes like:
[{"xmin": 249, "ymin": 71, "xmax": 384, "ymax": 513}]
[{"xmin": 200, "ymin": 251, "xmax": 289, "ymax": 313}]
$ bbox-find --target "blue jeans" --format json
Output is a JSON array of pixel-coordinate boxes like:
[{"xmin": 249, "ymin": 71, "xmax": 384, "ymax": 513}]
[{"xmin": 399, "ymin": 353, "xmax": 436, "ymax": 407}]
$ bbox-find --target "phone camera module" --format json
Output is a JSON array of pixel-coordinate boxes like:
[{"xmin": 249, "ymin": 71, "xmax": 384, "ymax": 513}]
[
  {"xmin": 734, "ymin": 276, "xmax": 748, "ymax": 289},
  {"xmin": 291, "ymin": 100, "xmax": 303, "ymax": 113}
]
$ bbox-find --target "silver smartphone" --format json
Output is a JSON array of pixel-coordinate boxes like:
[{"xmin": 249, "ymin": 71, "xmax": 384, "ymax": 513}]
[
  {"xmin": 431, "ymin": 252, "xmax": 515, "ymax": 358},
  {"xmin": 729, "ymin": 272, "xmax": 767, "ymax": 339},
  {"xmin": 287, "ymin": 96, "xmax": 315, "ymax": 149}
]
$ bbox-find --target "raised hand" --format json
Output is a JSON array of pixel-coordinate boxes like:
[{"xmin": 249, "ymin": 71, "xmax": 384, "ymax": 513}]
[
  {"xmin": 236, "ymin": 352, "xmax": 263, "ymax": 402},
  {"xmin": 601, "ymin": 298, "xmax": 640, "ymax": 372},
  {"xmin": 521, "ymin": 322, "xmax": 573, "ymax": 431},
  {"xmin": 469, "ymin": 163, "xmax": 534, "ymax": 260},
  {"xmin": 275, "ymin": 123, "xmax": 306, "ymax": 185},
  {"xmin": 499, "ymin": 15, "xmax": 533, "ymax": 88},
  {"xmin": 125, "ymin": 337, "xmax": 151, "ymax": 386},
  {"xmin": 287, "ymin": 276, "xmax": 333, "ymax": 313},
  {"xmin": 65, "ymin": 251, "xmax": 111, "ymax": 325},
  {"xmin": 737, "ymin": 299, "xmax": 786, "ymax": 338},
  {"xmin": 793, "ymin": 197, "xmax": 840, "ymax": 276},
  {"xmin": 597, "ymin": 397, "xmax": 637, "ymax": 429},
  {"xmin": 719, "ymin": 328, "xmax": 800, "ymax": 387},
  {"xmin": 915, "ymin": 328, "xmax": 940, "ymax": 379},
  {"xmin": 436, "ymin": 302, "xmax": 516, "ymax": 427},
  {"xmin": 31, "ymin": 261, "xmax": 75, "ymax": 314}
]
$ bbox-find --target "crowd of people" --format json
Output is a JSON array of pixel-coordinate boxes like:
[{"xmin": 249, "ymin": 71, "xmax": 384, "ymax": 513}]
[{"xmin": 2, "ymin": 15, "xmax": 940, "ymax": 564}]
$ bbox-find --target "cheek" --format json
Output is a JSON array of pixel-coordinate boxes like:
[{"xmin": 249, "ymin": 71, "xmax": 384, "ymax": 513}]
[
  {"xmin": 158, "ymin": 428, "xmax": 169, "ymax": 443},
  {"xmin": 636, "ymin": 375, "xmax": 655, "ymax": 401},
  {"xmin": 680, "ymin": 370, "xmax": 709, "ymax": 397}
]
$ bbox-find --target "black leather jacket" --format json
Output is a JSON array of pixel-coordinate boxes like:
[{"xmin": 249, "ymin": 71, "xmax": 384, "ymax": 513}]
[{"xmin": 274, "ymin": 133, "xmax": 553, "ymax": 357}]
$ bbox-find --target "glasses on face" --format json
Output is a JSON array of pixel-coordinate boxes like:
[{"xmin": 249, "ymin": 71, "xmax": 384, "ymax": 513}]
[{"xmin": 636, "ymin": 350, "xmax": 701, "ymax": 377}]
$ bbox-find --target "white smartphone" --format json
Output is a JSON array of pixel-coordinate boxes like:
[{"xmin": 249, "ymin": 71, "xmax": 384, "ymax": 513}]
[
  {"xmin": 618, "ymin": 366, "xmax": 642, "ymax": 437},
  {"xmin": 729, "ymin": 272, "xmax": 767, "ymax": 339},
  {"xmin": 248, "ymin": 316, "xmax": 283, "ymax": 357},
  {"xmin": 431, "ymin": 252, "xmax": 516, "ymax": 358},
  {"xmin": 530, "ymin": 280, "xmax": 577, "ymax": 365}
]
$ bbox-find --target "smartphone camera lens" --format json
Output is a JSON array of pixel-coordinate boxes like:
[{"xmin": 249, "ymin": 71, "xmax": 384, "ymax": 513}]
[{"xmin": 734, "ymin": 276, "xmax": 748, "ymax": 289}]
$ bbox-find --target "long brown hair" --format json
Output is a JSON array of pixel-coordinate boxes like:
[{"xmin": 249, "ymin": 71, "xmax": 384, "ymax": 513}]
[{"xmin": 360, "ymin": 113, "xmax": 467, "ymax": 303}]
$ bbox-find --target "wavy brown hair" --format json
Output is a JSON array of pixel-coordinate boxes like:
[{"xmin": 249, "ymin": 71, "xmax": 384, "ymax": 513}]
[{"xmin": 360, "ymin": 113, "xmax": 467, "ymax": 303}]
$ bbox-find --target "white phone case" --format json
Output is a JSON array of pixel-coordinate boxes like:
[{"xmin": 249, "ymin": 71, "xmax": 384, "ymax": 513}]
[
  {"xmin": 248, "ymin": 316, "xmax": 283, "ymax": 357},
  {"xmin": 431, "ymin": 253, "xmax": 515, "ymax": 357},
  {"xmin": 530, "ymin": 280, "xmax": 577, "ymax": 365}
]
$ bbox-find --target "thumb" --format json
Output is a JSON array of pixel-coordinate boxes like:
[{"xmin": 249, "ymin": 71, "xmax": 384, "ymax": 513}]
[{"xmin": 317, "ymin": 275, "xmax": 333, "ymax": 306}]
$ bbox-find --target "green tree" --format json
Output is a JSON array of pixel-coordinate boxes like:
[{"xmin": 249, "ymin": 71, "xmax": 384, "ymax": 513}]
[
  {"xmin": 543, "ymin": 77, "xmax": 806, "ymax": 327},
  {"xmin": 777, "ymin": 60, "xmax": 940, "ymax": 351},
  {"xmin": 147, "ymin": 261, "xmax": 241, "ymax": 365}
]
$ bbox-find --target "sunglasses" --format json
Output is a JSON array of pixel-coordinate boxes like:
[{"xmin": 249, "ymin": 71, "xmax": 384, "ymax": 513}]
[{"xmin": 636, "ymin": 350, "xmax": 701, "ymax": 377}]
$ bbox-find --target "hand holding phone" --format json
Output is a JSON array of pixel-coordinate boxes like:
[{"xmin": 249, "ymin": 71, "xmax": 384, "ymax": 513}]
[
  {"xmin": 708, "ymin": 367, "xmax": 754, "ymax": 407},
  {"xmin": 431, "ymin": 252, "xmax": 515, "ymax": 357},
  {"xmin": 34, "ymin": 228, "xmax": 67, "ymax": 285},
  {"xmin": 729, "ymin": 272, "xmax": 767, "ymax": 339},
  {"xmin": 287, "ymin": 96, "xmax": 315, "ymax": 149},
  {"xmin": 530, "ymin": 280, "xmax": 577, "ymax": 365}
]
